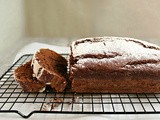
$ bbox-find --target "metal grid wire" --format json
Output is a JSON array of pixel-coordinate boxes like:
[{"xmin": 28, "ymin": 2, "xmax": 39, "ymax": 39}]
[{"xmin": 0, "ymin": 54, "xmax": 160, "ymax": 118}]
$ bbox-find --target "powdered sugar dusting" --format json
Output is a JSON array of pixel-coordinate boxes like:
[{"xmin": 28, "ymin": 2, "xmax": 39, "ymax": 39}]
[{"xmin": 71, "ymin": 37, "xmax": 160, "ymax": 64}]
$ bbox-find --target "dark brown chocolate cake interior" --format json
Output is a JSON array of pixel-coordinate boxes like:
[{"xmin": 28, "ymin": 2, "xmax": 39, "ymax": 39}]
[{"xmin": 14, "ymin": 61, "xmax": 45, "ymax": 92}]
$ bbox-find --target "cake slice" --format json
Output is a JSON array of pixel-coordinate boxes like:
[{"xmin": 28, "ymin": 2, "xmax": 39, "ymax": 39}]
[
  {"xmin": 70, "ymin": 37, "xmax": 160, "ymax": 93},
  {"xmin": 31, "ymin": 49, "xmax": 67, "ymax": 92},
  {"xmin": 14, "ymin": 61, "xmax": 46, "ymax": 92}
]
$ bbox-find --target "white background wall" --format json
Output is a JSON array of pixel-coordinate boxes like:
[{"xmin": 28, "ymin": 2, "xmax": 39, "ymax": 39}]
[
  {"xmin": 0, "ymin": 0, "xmax": 25, "ymax": 55},
  {"xmin": 25, "ymin": 0, "xmax": 160, "ymax": 42}
]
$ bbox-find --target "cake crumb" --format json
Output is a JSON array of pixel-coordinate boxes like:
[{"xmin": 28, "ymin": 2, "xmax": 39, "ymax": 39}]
[{"xmin": 42, "ymin": 97, "xmax": 64, "ymax": 111}]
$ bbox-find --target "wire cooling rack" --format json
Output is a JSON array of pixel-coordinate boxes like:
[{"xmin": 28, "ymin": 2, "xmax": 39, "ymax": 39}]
[{"xmin": 0, "ymin": 54, "xmax": 160, "ymax": 118}]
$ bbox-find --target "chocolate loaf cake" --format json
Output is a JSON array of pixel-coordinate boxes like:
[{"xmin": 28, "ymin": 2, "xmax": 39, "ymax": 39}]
[
  {"xmin": 70, "ymin": 37, "xmax": 160, "ymax": 93},
  {"xmin": 14, "ymin": 61, "xmax": 46, "ymax": 92},
  {"xmin": 31, "ymin": 49, "xmax": 67, "ymax": 92}
]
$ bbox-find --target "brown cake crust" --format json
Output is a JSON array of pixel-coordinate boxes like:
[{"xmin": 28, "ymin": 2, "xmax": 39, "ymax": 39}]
[
  {"xmin": 72, "ymin": 79, "xmax": 160, "ymax": 93},
  {"xmin": 70, "ymin": 37, "xmax": 160, "ymax": 93},
  {"xmin": 32, "ymin": 49, "xmax": 67, "ymax": 92},
  {"xmin": 14, "ymin": 61, "xmax": 46, "ymax": 92}
]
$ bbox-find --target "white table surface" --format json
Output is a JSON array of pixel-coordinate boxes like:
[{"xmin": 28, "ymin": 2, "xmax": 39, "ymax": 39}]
[{"xmin": 1, "ymin": 42, "xmax": 160, "ymax": 120}]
